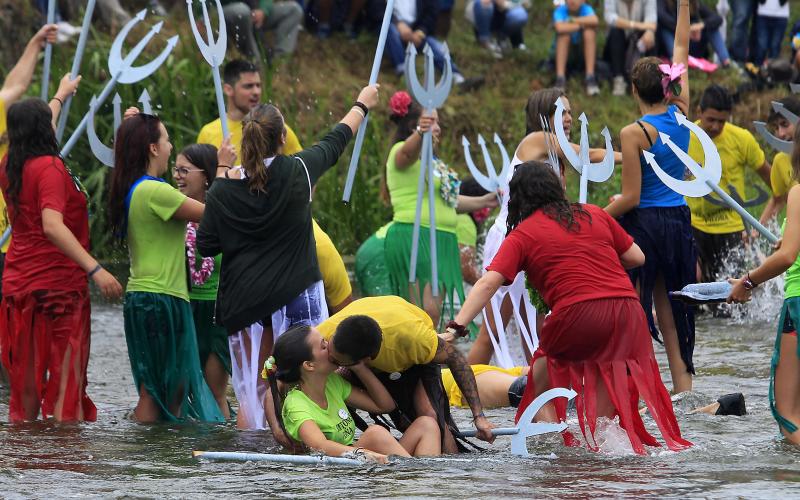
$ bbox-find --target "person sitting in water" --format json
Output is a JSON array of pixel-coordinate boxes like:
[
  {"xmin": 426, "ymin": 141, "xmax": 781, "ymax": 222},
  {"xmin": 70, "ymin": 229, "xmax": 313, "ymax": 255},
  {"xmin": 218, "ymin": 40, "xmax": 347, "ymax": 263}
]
[
  {"xmin": 265, "ymin": 324, "xmax": 442, "ymax": 463},
  {"xmin": 441, "ymin": 365, "xmax": 528, "ymax": 409},
  {"xmin": 452, "ymin": 161, "xmax": 692, "ymax": 455},
  {"xmin": 310, "ymin": 295, "xmax": 496, "ymax": 454}
]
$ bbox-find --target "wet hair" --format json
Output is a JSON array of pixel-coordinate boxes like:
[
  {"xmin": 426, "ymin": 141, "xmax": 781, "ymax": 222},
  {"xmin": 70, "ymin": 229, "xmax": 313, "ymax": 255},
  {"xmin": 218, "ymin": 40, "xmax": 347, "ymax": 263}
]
[
  {"xmin": 506, "ymin": 161, "xmax": 591, "ymax": 235},
  {"xmin": 380, "ymin": 101, "xmax": 425, "ymax": 205},
  {"xmin": 524, "ymin": 88, "xmax": 565, "ymax": 134},
  {"xmin": 241, "ymin": 104, "xmax": 284, "ymax": 193},
  {"xmin": 223, "ymin": 59, "xmax": 259, "ymax": 87},
  {"xmin": 4, "ymin": 99, "xmax": 59, "ymax": 209},
  {"xmin": 630, "ymin": 57, "xmax": 667, "ymax": 106},
  {"xmin": 266, "ymin": 324, "xmax": 314, "ymax": 442},
  {"xmin": 791, "ymin": 123, "xmax": 800, "ymax": 182},
  {"xmin": 179, "ymin": 143, "xmax": 218, "ymax": 189},
  {"xmin": 108, "ymin": 113, "xmax": 162, "ymax": 238},
  {"xmin": 768, "ymin": 95, "xmax": 800, "ymax": 125},
  {"xmin": 332, "ymin": 315, "xmax": 382, "ymax": 363},
  {"xmin": 698, "ymin": 85, "xmax": 733, "ymax": 112}
]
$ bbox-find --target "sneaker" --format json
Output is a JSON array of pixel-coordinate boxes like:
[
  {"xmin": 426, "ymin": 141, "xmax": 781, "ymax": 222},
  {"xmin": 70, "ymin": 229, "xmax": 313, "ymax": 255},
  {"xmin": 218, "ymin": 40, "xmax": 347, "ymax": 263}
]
[
  {"xmin": 586, "ymin": 75, "xmax": 600, "ymax": 96},
  {"xmin": 480, "ymin": 39, "xmax": 503, "ymax": 59},
  {"xmin": 554, "ymin": 75, "xmax": 566, "ymax": 90},
  {"xmin": 612, "ymin": 75, "xmax": 626, "ymax": 96},
  {"xmin": 456, "ymin": 75, "xmax": 486, "ymax": 92},
  {"xmin": 516, "ymin": 43, "xmax": 528, "ymax": 52}
]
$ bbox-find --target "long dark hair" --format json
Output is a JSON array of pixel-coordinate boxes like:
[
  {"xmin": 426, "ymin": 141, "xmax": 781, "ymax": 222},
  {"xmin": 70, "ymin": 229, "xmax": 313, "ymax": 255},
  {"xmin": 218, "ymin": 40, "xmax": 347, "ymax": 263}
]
[
  {"xmin": 179, "ymin": 143, "xmax": 218, "ymax": 189},
  {"xmin": 506, "ymin": 161, "xmax": 591, "ymax": 235},
  {"xmin": 524, "ymin": 88, "xmax": 564, "ymax": 134},
  {"xmin": 108, "ymin": 113, "xmax": 162, "ymax": 237},
  {"xmin": 266, "ymin": 324, "xmax": 314, "ymax": 441},
  {"xmin": 4, "ymin": 99, "xmax": 60, "ymax": 209},
  {"xmin": 241, "ymin": 104, "xmax": 284, "ymax": 194}
]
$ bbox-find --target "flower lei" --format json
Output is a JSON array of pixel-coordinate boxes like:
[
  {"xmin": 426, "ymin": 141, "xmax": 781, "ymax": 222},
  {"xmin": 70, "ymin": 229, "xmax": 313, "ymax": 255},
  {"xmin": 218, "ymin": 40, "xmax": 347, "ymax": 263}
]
[
  {"xmin": 186, "ymin": 222, "xmax": 215, "ymax": 286},
  {"xmin": 433, "ymin": 157, "xmax": 460, "ymax": 208}
]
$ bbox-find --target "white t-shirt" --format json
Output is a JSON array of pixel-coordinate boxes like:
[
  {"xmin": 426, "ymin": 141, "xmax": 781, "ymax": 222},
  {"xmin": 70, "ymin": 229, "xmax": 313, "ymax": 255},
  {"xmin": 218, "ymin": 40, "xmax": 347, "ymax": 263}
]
[
  {"xmin": 394, "ymin": 0, "xmax": 417, "ymax": 25},
  {"xmin": 758, "ymin": 0, "xmax": 789, "ymax": 18}
]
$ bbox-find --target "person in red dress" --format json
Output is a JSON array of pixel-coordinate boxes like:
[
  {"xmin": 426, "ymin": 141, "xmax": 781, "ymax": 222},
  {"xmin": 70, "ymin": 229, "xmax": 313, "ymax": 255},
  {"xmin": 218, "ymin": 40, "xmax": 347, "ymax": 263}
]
[
  {"xmin": 0, "ymin": 94, "xmax": 123, "ymax": 422},
  {"xmin": 449, "ymin": 160, "xmax": 691, "ymax": 454}
]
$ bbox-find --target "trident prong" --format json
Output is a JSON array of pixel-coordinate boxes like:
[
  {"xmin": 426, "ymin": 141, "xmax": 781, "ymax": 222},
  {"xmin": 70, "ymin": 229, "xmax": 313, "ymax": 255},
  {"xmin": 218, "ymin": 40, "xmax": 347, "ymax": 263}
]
[
  {"xmin": 60, "ymin": 10, "xmax": 178, "ymax": 158},
  {"xmin": 645, "ymin": 112, "xmax": 778, "ymax": 243},
  {"xmin": 510, "ymin": 388, "xmax": 576, "ymax": 457},
  {"xmin": 87, "ymin": 95, "xmax": 115, "ymax": 168},
  {"xmin": 553, "ymin": 98, "xmax": 614, "ymax": 203},
  {"xmin": 773, "ymin": 101, "xmax": 800, "ymax": 125},
  {"xmin": 754, "ymin": 120, "xmax": 793, "ymax": 154},
  {"xmin": 462, "ymin": 136, "xmax": 495, "ymax": 191},
  {"xmin": 462, "ymin": 133, "xmax": 510, "ymax": 197},
  {"xmin": 404, "ymin": 42, "xmax": 453, "ymax": 298},
  {"xmin": 139, "ymin": 88, "xmax": 153, "ymax": 115},
  {"xmin": 494, "ymin": 133, "xmax": 512, "ymax": 182},
  {"xmin": 112, "ymin": 93, "xmax": 122, "ymax": 132},
  {"xmin": 187, "ymin": 0, "xmax": 229, "ymax": 137},
  {"xmin": 540, "ymin": 114, "xmax": 561, "ymax": 177}
]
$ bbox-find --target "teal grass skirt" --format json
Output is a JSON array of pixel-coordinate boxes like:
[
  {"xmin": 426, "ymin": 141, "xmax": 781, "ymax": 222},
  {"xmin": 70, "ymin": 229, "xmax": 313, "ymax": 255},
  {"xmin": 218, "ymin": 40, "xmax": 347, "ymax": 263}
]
[
  {"xmin": 123, "ymin": 292, "xmax": 224, "ymax": 422},
  {"xmin": 191, "ymin": 299, "xmax": 232, "ymax": 375},
  {"xmin": 355, "ymin": 232, "xmax": 393, "ymax": 297},
  {"xmin": 384, "ymin": 222, "xmax": 465, "ymax": 324},
  {"xmin": 771, "ymin": 297, "xmax": 800, "ymax": 433}
]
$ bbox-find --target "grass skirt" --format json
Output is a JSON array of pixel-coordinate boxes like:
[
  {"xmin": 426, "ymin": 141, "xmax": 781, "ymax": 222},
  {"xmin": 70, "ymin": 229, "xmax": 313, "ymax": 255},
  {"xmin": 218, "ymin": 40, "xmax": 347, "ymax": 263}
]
[
  {"xmin": 514, "ymin": 298, "xmax": 692, "ymax": 454},
  {"xmin": 384, "ymin": 222, "xmax": 464, "ymax": 324},
  {"xmin": 191, "ymin": 299, "xmax": 231, "ymax": 375},
  {"xmin": 355, "ymin": 232, "xmax": 394, "ymax": 297},
  {"xmin": 123, "ymin": 292, "xmax": 224, "ymax": 423},
  {"xmin": 0, "ymin": 289, "xmax": 96, "ymax": 422}
]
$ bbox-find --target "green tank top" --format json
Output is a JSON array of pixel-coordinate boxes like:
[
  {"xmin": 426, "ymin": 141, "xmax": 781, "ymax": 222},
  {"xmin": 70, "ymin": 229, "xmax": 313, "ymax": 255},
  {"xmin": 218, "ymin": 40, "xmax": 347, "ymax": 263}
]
[{"xmin": 782, "ymin": 219, "xmax": 800, "ymax": 299}]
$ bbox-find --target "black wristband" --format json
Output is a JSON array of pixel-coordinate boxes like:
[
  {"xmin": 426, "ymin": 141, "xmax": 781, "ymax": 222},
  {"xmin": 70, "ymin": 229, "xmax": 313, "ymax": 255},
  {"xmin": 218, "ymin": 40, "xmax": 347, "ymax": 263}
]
[
  {"xmin": 51, "ymin": 96, "xmax": 64, "ymax": 107},
  {"xmin": 445, "ymin": 320, "xmax": 469, "ymax": 338},
  {"xmin": 353, "ymin": 101, "xmax": 369, "ymax": 116},
  {"xmin": 88, "ymin": 264, "xmax": 102, "ymax": 277}
]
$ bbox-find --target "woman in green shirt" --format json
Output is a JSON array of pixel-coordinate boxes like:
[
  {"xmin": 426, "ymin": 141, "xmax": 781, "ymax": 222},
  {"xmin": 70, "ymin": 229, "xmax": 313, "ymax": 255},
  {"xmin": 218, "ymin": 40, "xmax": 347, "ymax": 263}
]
[
  {"xmin": 383, "ymin": 91, "xmax": 497, "ymax": 328},
  {"xmin": 729, "ymin": 129, "xmax": 800, "ymax": 447},
  {"xmin": 175, "ymin": 143, "xmax": 232, "ymax": 419},
  {"xmin": 107, "ymin": 112, "xmax": 233, "ymax": 423},
  {"xmin": 265, "ymin": 323, "xmax": 441, "ymax": 461}
]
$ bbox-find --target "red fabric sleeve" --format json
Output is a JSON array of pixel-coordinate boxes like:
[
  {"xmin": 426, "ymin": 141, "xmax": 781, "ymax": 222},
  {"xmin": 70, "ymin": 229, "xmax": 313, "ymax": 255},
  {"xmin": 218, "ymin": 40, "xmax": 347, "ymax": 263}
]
[
  {"xmin": 35, "ymin": 157, "xmax": 68, "ymax": 214},
  {"xmin": 601, "ymin": 208, "xmax": 634, "ymax": 255},
  {"xmin": 487, "ymin": 229, "xmax": 526, "ymax": 285}
]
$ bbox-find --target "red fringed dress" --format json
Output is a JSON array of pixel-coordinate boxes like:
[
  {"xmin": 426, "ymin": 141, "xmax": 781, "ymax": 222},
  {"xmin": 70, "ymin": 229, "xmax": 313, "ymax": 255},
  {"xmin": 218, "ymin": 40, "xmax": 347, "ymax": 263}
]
[
  {"xmin": 0, "ymin": 155, "xmax": 96, "ymax": 422},
  {"xmin": 488, "ymin": 204, "xmax": 691, "ymax": 454}
]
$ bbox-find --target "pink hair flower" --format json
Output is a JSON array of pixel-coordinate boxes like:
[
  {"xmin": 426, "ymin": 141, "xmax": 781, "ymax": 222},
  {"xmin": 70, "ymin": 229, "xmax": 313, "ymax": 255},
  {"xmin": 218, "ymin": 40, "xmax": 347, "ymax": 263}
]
[
  {"xmin": 389, "ymin": 91, "xmax": 413, "ymax": 118},
  {"xmin": 659, "ymin": 63, "xmax": 686, "ymax": 99}
]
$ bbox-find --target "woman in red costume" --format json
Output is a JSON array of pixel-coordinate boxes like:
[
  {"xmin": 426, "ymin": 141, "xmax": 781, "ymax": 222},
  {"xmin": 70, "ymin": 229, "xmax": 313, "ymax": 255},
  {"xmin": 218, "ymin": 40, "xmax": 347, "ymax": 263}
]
[
  {"xmin": 450, "ymin": 161, "xmax": 690, "ymax": 454},
  {"xmin": 0, "ymin": 91, "xmax": 123, "ymax": 422}
]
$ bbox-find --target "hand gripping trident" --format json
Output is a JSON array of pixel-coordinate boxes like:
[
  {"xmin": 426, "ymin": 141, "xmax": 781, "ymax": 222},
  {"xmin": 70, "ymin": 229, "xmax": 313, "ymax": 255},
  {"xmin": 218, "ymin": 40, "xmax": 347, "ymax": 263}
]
[
  {"xmin": 59, "ymin": 9, "xmax": 178, "ymax": 159},
  {"xmin": 187, "ymin": 0, "xmax": 229, "ymax": 137},
  {"xmin": 754, "ymin": 100, "xmax": 799, "ymax": 154},
  {"xmin": 88, "ymin": 90, "xmax": 156, "ymax": 167},
  {"xmin": 552, "ymin": 97, "xmax": 614, "ymax": 203},
  {"xmin": 462, "ymin": 133, "xmax": 511, "ymax": 200},
  {"xmin": 405, "ymin": 42, "xmax": 452, "ymax": 296},
  {"xmin": 645, "ymin": 111, "xmax": 779, "ymax": 243}
]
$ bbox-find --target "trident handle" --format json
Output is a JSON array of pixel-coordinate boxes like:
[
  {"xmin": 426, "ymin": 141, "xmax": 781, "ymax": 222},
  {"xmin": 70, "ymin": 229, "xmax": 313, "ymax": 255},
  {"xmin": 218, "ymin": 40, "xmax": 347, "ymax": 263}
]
[
  {"xmin": 61, "ymin": 71, "xmax": 122, "ymax": 158},
  {"xmin": 342, "ymin": 0, "xmax": 396, "ymax": 202},
  {"xmin": 455, "ymin": 427, "xmax": 519, "ymax": 438},
  {"xmin": 212, "ymin": 61, "xmax": 229, "ymax": 137},
  {"xmin": 40, "ymin": 0, "xmax": 56, "ymax": 100},
  {"xmin": 705, "ymin": 181, "xmax": 778, "ymax": 243},
  {"xmin": 56, "ymin": 0, "xmax": 97, "ymax": 143}
]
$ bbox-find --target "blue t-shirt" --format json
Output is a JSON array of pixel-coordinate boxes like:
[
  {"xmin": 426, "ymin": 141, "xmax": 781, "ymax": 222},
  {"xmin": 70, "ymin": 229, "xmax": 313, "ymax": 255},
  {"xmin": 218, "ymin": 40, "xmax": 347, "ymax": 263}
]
[
  {"xmin": 638, "ymin": 105, "xmax": 690, "ymax": 208},
  {"xmin": 553, "ymin": 3, "xmax": 595, "ymax": 43}
]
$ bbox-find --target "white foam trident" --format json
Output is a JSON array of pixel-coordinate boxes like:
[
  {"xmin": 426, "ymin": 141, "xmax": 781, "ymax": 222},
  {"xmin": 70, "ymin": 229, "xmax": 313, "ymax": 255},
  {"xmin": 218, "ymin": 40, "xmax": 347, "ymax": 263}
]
[
  {"xmin": 59, "ymin": 9, "xmax": 178, "ymax": 159},
  {"xmin": 552, "ymin": 97, "xmax": 615, "ymax": 203},
  {"xmin": 187, "ymin": 0, "xmax": 229, "ymax": 138},
  {"xmin": 87, "ymin": 90, "xmax": 155, "ymax": 167},
  {"xmin": 462, "ymin": 133, "xmax": 512, "ymax": 196},
  {"xmin": 404, "ymin": 43, "xmax": 452, "ymax": 297},
  {"xmin": 645, "ymin": 112, "xmax": 779, "ymax": 243}
]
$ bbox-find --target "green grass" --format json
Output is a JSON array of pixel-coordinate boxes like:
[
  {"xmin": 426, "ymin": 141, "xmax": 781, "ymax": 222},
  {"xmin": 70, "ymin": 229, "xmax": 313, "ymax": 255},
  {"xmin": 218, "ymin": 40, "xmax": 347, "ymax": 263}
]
[{"xmin": 1, "ymin": 2, "xmax": 796, "ymax": 257}]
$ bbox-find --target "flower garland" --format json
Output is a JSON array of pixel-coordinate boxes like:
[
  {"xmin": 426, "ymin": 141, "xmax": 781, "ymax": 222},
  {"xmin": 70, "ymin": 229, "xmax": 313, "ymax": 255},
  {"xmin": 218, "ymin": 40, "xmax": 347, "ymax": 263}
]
[
  {"xmin": 433, "ymin": 157, "xmax": 460, "ymax": 208},
  {"xmin": 186, "ymin": 222, "xmax": 215, "ymax": 286}
]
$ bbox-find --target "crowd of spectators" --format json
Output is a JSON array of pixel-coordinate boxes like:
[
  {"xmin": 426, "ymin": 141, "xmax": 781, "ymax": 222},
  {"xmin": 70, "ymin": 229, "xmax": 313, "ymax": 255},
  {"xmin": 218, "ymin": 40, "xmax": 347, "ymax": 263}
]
[{"xmin": 31, "ymin": 0, "xmax": 799, "ymax": 96}]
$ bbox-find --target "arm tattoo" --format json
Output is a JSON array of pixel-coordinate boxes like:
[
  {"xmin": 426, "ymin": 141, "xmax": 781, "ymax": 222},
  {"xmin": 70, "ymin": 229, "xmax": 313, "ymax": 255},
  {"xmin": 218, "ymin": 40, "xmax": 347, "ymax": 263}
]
[{"xmin": 441, "ymin": 338, "xmax": 484, "ymax": 417}]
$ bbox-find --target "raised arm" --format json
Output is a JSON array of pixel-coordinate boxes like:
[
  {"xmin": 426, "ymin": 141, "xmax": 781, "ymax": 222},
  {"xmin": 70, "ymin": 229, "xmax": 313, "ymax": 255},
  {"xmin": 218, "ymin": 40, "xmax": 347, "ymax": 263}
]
[
  {"xmin": 670, "ymin": 0, "xmax": 690, "ymax": 113},
  {"xmin": 48, "ymin": 73, "xmax": 82, "ymax": 130},
  {"xmin": 0, "ymin": 24, "xmax": 57, "ymax": 105}
]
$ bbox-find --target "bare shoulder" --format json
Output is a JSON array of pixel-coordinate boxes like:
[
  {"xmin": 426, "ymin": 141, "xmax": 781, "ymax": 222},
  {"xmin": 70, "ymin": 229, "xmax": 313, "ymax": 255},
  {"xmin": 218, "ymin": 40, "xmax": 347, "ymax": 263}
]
[{"xmin": 516, "ymin": 132, "xmax": 545, "ymax": 162}]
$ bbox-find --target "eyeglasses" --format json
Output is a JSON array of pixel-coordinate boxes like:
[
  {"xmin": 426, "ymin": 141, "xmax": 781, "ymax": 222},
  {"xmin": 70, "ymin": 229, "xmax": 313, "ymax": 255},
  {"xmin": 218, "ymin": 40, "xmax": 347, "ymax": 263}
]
[{"xmin": 172, "ymin": 166, "xmax": 205, "ymax": 177}]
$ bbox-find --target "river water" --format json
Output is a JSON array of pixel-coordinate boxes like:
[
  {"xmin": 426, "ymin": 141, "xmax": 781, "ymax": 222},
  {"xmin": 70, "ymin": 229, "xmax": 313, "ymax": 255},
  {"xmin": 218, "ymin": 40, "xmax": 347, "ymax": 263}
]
[{"xmin": 1, "ymin": 292, "xmax": 799, "ymax": 498}]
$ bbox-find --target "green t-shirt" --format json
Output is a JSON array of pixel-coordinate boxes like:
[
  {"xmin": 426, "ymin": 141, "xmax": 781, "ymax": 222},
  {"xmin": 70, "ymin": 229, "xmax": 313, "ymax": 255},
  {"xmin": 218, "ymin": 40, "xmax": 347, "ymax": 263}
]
[
  {"xmin": 456, "ymin": 213, "xmax": 477, "ymax": 247},
  {"xmin": 127, "ymin": 180, "xmax": 189, "ymax": 301},
  {"xmin": 282, "ymin": 373, "xmax": 355, "ymax": 445},
  {"xmin": 189, "ymin": 254, "xmax": 222, "ymax": 301},
  {"xmin": 783, "ymin": 218, "xmax": 800, "ymax": 299},
  {"xmin": 386, "ymin": 141, "xmax": 458, "ymax": 234}
]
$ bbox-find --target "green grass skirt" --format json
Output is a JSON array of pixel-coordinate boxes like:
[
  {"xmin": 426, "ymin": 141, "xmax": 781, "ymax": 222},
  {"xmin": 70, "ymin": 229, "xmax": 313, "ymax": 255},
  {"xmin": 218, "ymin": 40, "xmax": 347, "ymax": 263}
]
[
  {"xmin": 123, "ymin": 292, "xmax": 224, "ymax": 423},
  {"xmin": 190, "ymin": 299, "xmax": 232, "ymax": 376},
  {"xmin": 384, "ymin": 222, "xmax": 465, "ymax": 326}
]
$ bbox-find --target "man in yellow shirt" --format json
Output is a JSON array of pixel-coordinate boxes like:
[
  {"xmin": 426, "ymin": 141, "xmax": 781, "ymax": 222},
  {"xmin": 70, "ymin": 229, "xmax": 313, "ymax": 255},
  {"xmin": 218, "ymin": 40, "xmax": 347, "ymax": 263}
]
[
  {"xmin": 767, "ymin": 96, "xmax": 800, "ymax": 217},
  {"xmin": 196, "ymin": 59, "xmax": 352, "ymax": 313},
  {"xmin": 317, "ymin": 296, "xmax": 496, "ymax": 454},
  {"xmin": 686, "ymin": 85, "xmax": 773, "ymax": 282}
]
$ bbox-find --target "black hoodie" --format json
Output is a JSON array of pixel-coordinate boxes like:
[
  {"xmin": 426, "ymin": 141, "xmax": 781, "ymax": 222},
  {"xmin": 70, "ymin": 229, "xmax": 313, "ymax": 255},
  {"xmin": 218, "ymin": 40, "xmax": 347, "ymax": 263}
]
[{"xmin": 197, "ymin": 123, "xmax": 353, "ymax": 332}]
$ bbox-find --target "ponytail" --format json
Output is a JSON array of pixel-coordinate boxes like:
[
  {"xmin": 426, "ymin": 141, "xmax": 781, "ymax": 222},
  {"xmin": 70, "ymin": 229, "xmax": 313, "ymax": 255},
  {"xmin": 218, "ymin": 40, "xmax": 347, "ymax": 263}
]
[
  {"xmin": 241, "ymin": 104, "xmax": 285, "ymax": 193},
  {"xmin": 263, "ymin": 357, "xmax": 292, "ymax": 441}
]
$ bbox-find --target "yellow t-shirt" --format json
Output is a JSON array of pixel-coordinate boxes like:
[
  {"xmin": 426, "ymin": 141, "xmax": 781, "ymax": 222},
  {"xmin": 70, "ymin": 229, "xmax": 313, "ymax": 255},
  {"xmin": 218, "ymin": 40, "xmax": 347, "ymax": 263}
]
[
  {"xmin": 196, "ymin": 116, "xmax": 302, "ymax": 157},
  {"xmin": 686, "ymin": 122, "xmax": 766, "ymax": 234},
  {"xmin": 441, "ymin": 365, "xmax": 525, "ymax": 407},
  {"xmin": 0, "ymin": 97, "xmax": 9, "ymax": 252},
  {"xmin": 313, "ymin": 219, "xmax": 352, "ymax": 309},
  {"xmin": 771, "ymin": 152, "xmax": 795, "ymax": 198},
  {"xmin": 455, "ymin": 213, "xmax": 477, "ymax": 247},
  {"xmin": 318, "ymin": 296, "xmax": 438, "ymax": 373}
]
